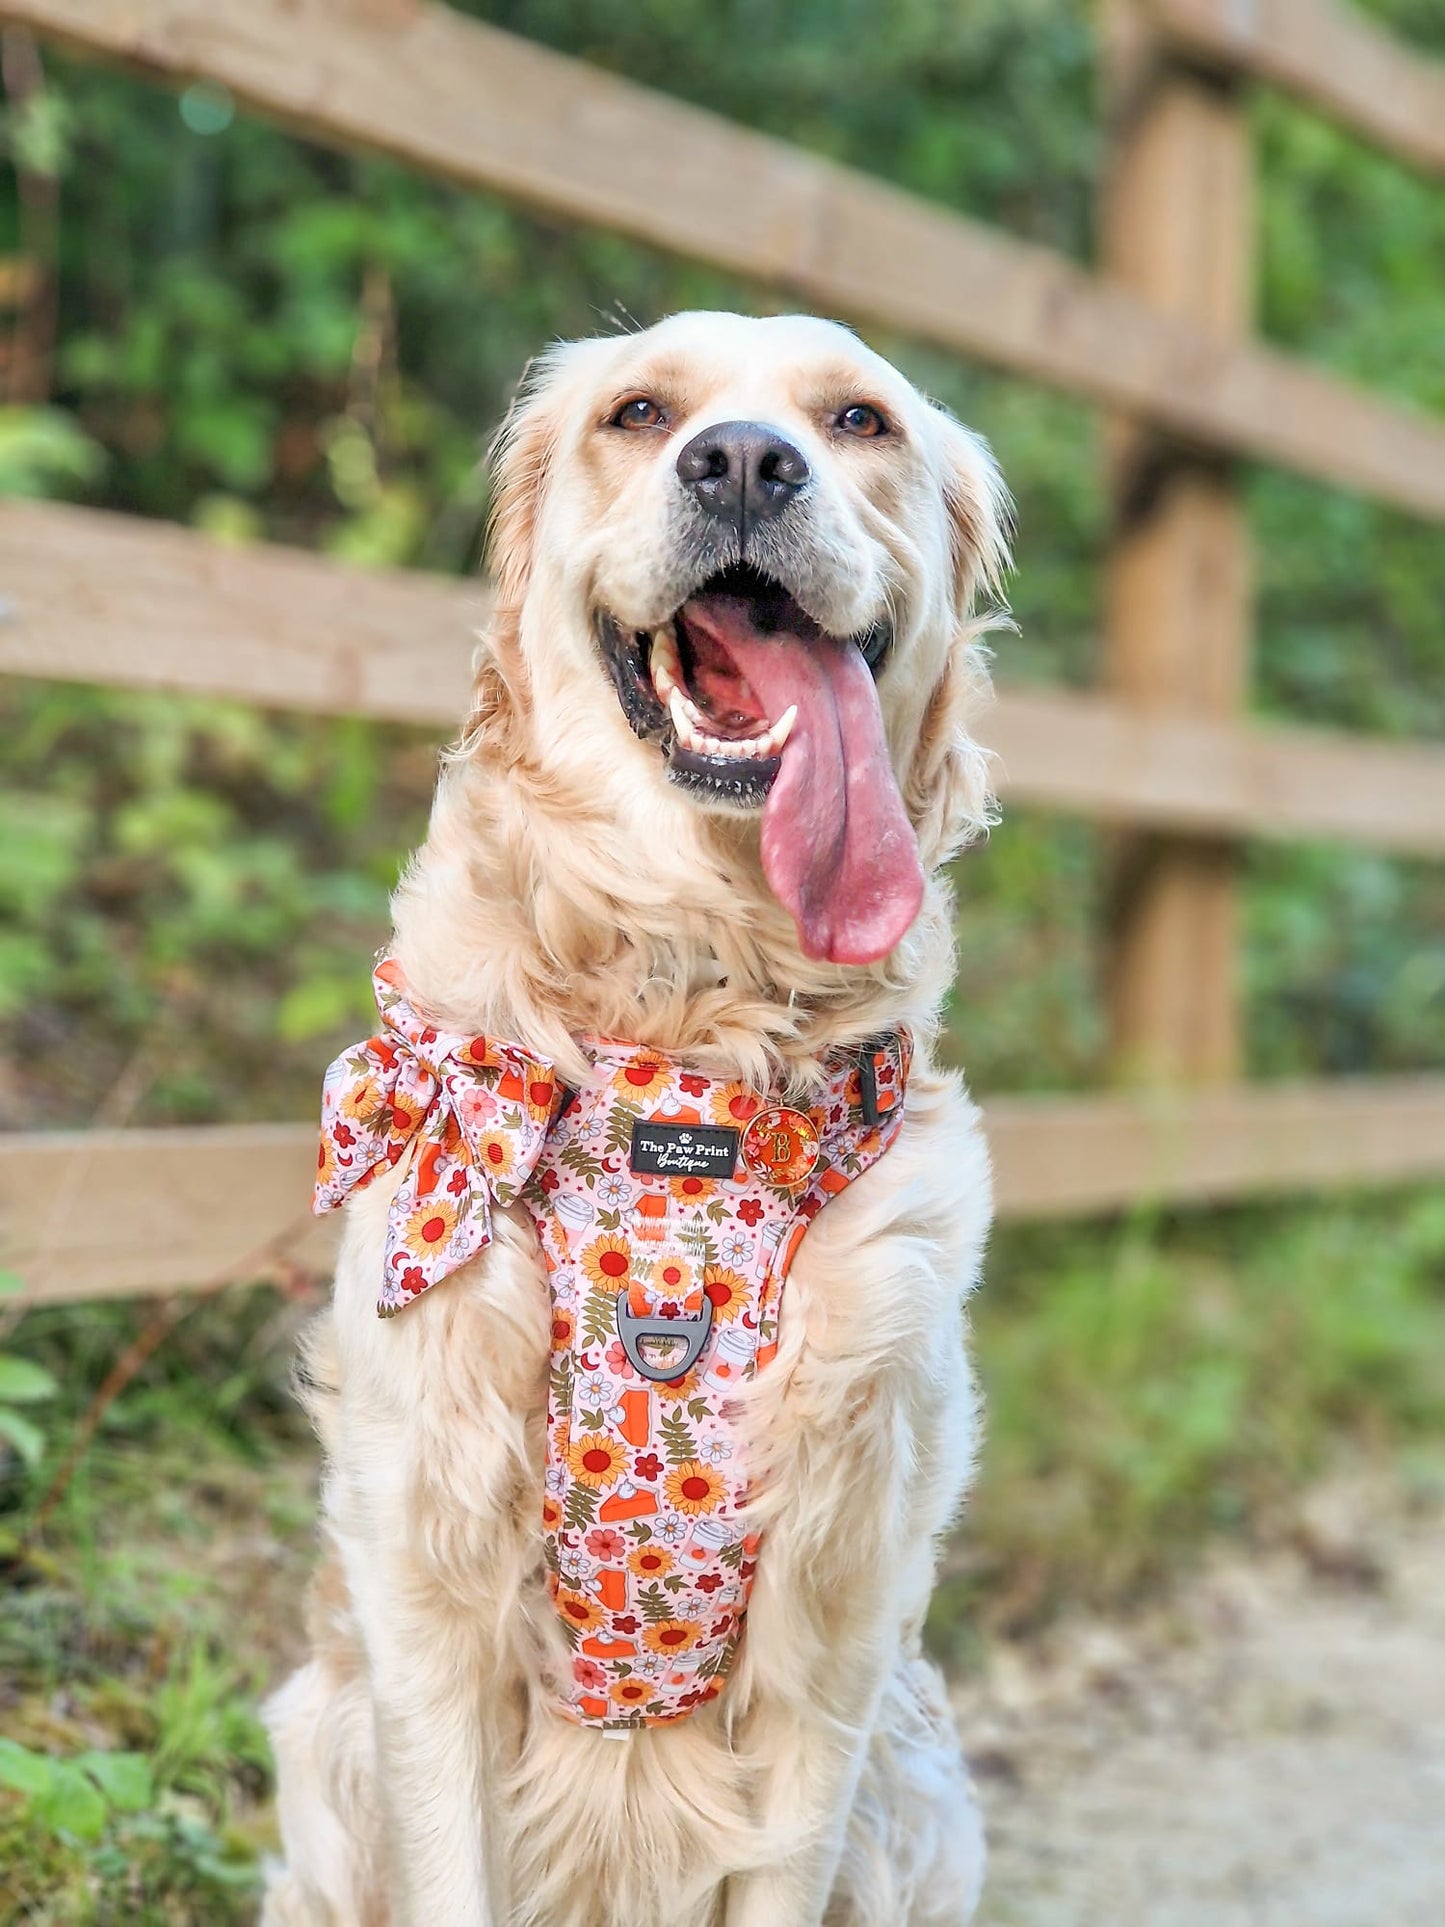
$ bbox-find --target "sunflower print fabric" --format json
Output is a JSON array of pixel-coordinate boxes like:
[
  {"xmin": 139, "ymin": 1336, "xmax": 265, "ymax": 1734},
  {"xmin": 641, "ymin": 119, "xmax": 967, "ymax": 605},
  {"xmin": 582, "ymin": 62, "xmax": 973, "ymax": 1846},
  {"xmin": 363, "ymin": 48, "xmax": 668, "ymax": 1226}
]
[
  {"xmin": 528, "ymin": 1036, "xmax": 910, "ymax": 1728},
  {"xmin": 316, "ymin": 963, "xmax": 911, "ymax": 1727}
]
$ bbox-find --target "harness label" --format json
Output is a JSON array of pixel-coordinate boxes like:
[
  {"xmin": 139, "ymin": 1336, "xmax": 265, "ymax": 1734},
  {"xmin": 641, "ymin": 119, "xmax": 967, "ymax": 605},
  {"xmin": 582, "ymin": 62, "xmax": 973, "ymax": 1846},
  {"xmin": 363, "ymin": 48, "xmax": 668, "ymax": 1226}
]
[{"xmin": 628, "ymin": 1118, "xmax": 739, "ymax": 1178}]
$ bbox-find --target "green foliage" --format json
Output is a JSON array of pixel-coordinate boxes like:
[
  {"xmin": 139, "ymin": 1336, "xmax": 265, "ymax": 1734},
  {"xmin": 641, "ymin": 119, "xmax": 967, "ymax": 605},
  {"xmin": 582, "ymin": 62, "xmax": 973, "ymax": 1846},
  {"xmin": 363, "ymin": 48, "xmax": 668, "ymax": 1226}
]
[
  {"xmin": 0, "ymin": 404, "xmax": 103, "ymax": 495},
  {"xmin": 0, "ymin": 1293, "xmax": 312, "ymax": 1922},
  {"xmin": 0, "ymin": 1350, "xmax": 56, "ymax": 1470},
  {"xmin": 929, "ymin": 1190, "xmax": 1445, "ymax": 1651},
  {"xmin": 0, "ymin": 1739, "xmax": 151, "ymax": 1840},
  {"xmin": 0, "ymin": 1727, "xmax": 262, "ymax": 1919},
  {"xmin": 0, "ymin": 679, "xmax": 427, "ymax": 1125}
]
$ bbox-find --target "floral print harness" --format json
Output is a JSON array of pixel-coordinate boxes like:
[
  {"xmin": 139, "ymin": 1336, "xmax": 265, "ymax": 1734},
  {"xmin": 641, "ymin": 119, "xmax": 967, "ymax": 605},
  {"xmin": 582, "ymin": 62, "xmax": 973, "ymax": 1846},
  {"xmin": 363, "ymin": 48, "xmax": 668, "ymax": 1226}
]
[{"xmin": 315, "ymin": 959, "xmax": 911, "ymax": 1730}]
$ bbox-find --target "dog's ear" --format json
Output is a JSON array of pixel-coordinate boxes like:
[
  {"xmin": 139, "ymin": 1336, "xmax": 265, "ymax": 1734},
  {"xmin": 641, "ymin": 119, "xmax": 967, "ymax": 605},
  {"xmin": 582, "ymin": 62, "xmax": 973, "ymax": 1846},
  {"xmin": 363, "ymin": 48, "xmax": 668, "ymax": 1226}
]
[
  {"xmin": 934, "ymin": 406, "xmax": 1012, "ymax": 618},
  {"xmin": 486, "ymin": 352, "xmax": 567, "ymax": 621},
  {"xmin": 905, "ymin": 410, "xmax": 1012, "ymax": 867},
  {"xmin": 461, "ymin": 350, "xmax": 575, "ymax": 752}
]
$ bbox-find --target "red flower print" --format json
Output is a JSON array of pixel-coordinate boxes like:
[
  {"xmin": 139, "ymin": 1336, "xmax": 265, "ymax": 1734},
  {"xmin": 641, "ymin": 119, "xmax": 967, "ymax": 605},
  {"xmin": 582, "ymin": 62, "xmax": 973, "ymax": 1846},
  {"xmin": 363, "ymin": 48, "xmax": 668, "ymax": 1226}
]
[
  {"xmin": 541, "ymin": 1168, "xmax": 560, "ymax": 1192},
  {"xmin": 633, "ymin": 1453, "xmax": 663, "ymax": 1481},
  {"xmin": 737, "ymin": 1199, "xmax": 764, "ymax": 1227},
  {"xmin": 399, "ymin": 1266, "xmax": 425, "ymax": 1294},
  {"xmin": 573, "ymin": 1657, "xmax": 608, "ymax": 1693},
  {"xmin": 447, "ymin": 1168, "xmax": 468, "ymax": 1195},
  {"xmin": 612, "ymin": 1614, "xmax": 640, "ymax": 1635},
  {"xmin": 680, "ymin": 1074, "xmax": 707, "ymax": 1097},
  {"xmin": 333, "ymin": 1122, "xmax": 355, "ymax": 1148},
  {"xmin": 695, "ymin": 1572, "xmax": 725, "ymax": 1594},
  {"xmin": 585, "ymin": 1528, "xmax": 627, "ymax": 1561}
]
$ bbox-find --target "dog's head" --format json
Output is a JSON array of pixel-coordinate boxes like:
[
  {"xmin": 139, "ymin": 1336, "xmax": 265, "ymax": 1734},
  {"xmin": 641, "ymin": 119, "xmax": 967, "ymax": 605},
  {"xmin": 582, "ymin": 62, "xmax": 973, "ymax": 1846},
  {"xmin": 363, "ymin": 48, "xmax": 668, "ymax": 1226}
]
[{"xmin": 480, "ymin": 311, "xmax": 1008, "ymax": 969}]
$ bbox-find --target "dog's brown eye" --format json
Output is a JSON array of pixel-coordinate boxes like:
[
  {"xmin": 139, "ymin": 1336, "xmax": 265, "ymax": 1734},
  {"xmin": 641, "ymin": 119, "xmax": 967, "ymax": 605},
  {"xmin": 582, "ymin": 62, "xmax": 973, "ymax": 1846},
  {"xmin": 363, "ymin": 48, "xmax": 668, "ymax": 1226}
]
[
  {"xmin": 836, "ymin": 403, "xmax": 888, "ymax": 439},
  {"xmin": 612, "ymin": 396, "xmax": 668, "ymax": 431}
]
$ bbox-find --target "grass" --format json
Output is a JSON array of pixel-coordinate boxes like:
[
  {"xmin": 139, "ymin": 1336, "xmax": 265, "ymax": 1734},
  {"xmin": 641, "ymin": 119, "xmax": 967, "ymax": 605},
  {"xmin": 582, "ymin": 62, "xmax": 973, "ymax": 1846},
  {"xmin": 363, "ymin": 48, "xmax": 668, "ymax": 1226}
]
[
  {"xmin": 0, "ymin": 1289, "xmax": 318, "ymax": 1924},
  {"xmin": 2, "ymin": 1192, "xmax": 1444, "ymax": 1917}
]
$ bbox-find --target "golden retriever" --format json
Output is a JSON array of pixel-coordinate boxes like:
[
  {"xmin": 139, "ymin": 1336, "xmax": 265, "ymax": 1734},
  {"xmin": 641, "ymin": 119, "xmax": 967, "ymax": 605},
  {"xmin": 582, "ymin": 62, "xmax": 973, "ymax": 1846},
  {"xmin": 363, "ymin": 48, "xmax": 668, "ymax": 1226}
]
[{"xmin": 262, "ymin": 310, "xmax": 1007, "ymax": 1927}]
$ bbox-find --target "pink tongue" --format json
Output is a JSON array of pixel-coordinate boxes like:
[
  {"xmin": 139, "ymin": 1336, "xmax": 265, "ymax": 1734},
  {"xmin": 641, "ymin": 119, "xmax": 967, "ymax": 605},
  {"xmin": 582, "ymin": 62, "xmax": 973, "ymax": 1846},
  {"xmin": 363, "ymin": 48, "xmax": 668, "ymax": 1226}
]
[{"xmin": 683, "ymin": 603, "xmax": 924, "ymax": 965}]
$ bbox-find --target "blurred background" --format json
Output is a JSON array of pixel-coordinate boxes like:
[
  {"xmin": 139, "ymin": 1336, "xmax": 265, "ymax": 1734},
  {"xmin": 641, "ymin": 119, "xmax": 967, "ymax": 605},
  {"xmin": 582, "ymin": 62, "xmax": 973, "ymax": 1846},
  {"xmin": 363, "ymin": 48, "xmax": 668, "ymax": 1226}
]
[{"xmin": 0, "ymin": 0, "xmax": 1442, "ymax": 1919}]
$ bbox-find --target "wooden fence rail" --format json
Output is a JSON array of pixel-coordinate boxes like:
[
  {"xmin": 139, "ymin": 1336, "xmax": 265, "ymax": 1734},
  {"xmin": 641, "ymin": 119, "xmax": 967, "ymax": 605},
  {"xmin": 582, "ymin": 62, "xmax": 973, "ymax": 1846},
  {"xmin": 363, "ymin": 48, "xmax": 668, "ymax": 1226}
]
[
  {"xmin": 1154, "ymin": 0, "xmax": 1445, "ymax": 173},
  {"xmin": 2, "ymin": 0, "xmax": 1444, "ymax": 1308},
  {"xmin": 5, "ymin": 501, "xmax": 1445, "ymax": 858},
  {"xmin": 10, "ymin": 1077, "xmax": 1445, "ymax": 1307}
]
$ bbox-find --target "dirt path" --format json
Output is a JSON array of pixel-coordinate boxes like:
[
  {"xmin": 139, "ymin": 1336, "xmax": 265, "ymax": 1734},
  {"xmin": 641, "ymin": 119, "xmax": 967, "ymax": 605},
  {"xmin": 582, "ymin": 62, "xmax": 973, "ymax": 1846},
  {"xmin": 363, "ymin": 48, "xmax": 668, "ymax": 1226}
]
[{"xmin": 953, "ymin": 1483, "xmax": 1445, "ymax": 1925}]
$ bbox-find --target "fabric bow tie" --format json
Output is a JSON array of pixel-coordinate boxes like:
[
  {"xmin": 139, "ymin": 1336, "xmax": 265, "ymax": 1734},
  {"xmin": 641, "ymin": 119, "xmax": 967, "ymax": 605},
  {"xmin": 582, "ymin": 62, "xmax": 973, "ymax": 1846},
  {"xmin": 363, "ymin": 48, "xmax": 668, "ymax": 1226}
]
[{"xmin": 313, "ymin": 957, "xmax": 560, "ymax": 1317}]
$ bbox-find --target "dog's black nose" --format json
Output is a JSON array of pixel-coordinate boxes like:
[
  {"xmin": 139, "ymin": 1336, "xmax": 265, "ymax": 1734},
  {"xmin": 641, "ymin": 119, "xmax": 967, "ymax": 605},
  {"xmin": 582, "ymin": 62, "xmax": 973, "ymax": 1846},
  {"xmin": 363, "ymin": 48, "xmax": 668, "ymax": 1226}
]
[{"xmin": 675, "ymin": 420, "xmax": 810, "ymax": 532}]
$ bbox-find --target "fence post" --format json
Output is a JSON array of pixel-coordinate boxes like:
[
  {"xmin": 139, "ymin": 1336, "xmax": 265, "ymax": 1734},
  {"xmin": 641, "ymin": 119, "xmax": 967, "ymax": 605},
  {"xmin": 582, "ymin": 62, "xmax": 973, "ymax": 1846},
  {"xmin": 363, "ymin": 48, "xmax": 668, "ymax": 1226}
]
[{"xmin": 1100, "ymin": 0, "xmax": 1253, "ymax": 1084}]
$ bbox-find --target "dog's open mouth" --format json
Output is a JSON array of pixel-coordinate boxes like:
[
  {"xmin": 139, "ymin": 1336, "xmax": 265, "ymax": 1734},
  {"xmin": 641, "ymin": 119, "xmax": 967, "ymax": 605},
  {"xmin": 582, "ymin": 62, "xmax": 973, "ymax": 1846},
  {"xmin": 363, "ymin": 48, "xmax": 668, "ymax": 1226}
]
[{"xmin": 599, "ymin": 566, "xmax": 924, "ymax": 965}]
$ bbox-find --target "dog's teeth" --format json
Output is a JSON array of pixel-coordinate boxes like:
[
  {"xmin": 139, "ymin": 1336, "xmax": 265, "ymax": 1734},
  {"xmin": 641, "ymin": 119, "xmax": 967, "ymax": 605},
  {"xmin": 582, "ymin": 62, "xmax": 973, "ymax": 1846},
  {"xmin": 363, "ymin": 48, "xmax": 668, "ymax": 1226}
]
[
  {"xmin": 651, "ymin": 627, "xmax": 682, "ymax": 693},
  {"xmin": 765, "ymin": 705, "xmax": 797, "ymax": 753},
  {"xmin": 669, "ymin": 691, "xmax": 710, "ymax": 756},
  {"xmin": 704, "ymin": 734, "xmax": 724, "ymax": 756},
  {"xmin": 668, "ymin": 689, "xmax": 715, "ymax": 757}
]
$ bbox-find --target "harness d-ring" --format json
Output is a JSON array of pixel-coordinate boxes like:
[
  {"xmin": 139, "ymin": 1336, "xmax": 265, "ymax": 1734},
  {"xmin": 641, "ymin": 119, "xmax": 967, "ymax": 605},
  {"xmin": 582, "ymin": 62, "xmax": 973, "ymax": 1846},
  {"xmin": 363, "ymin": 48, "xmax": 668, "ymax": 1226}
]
[{"xmin": 615, "ymin": 1290, "xmax": 714, "ymax": 1383}]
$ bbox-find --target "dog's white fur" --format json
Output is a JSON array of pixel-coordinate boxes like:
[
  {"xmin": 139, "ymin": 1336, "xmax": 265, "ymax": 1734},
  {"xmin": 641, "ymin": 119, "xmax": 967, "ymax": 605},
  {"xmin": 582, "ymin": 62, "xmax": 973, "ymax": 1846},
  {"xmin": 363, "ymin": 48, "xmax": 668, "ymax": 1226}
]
[{"xmin": 263, "ymin": 312, "xmax": 1006, "ymax": 1927}]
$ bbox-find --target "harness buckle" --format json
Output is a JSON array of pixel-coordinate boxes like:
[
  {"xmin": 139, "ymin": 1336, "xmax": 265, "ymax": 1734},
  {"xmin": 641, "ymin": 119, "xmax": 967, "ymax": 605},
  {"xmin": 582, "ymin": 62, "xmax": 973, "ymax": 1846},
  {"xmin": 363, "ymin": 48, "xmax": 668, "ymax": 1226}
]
[
  {"xmin": 615, "ymin": 1289, "xmax": 714, "ymax": 1383},
  {"xmin": 854, "ymin": 1039, "xmax": 887, "ymax": 1127}
]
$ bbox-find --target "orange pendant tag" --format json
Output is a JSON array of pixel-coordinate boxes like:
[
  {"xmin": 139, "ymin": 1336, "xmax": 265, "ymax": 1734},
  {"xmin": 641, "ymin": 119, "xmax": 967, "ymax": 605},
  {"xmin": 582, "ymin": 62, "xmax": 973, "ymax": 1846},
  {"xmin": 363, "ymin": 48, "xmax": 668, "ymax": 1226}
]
[{"xmin": 740, "ymin": 1106, "xmax": 822, "ymax": 1188}]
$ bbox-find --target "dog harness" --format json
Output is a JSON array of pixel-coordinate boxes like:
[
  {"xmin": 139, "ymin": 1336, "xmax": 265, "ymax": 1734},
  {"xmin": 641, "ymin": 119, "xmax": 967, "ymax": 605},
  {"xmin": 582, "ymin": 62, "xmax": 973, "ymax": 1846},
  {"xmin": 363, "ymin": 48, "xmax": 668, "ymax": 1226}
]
[{"xmin": 315, "ymin": 958, "xmax": 911, "ymax": 1729}]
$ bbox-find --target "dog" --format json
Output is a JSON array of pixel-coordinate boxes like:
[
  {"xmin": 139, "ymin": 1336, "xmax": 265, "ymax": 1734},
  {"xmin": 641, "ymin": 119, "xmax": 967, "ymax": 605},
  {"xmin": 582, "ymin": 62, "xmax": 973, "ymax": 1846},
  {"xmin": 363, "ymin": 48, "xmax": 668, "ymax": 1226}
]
[{"xmin": 262, "ymin": 309, "xmax": 1008, "ymax": 1927}]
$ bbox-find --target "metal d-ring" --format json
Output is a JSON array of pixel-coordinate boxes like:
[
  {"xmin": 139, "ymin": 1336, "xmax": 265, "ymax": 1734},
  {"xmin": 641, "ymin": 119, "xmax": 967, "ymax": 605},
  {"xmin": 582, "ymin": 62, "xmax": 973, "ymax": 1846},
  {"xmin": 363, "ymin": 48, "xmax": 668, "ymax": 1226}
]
[{"xmin": 615, "ymin": 1290, "xmax": 714, "ymax": 1383}]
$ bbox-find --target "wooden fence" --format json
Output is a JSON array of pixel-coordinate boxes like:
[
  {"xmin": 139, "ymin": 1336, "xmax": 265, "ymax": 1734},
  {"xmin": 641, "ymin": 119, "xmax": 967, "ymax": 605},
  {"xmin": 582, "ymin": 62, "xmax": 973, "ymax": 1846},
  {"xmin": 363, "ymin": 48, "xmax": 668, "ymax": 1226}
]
[{"xmin": 2, "ymin": 0, "xmax": 1444, "ymax": 1307}]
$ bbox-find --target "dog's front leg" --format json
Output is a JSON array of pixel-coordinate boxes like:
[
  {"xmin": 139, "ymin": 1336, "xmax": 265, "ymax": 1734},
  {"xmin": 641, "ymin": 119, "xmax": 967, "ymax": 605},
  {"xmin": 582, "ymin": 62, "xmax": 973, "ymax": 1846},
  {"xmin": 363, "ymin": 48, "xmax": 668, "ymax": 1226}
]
[
  {"xmin": 327, "ymin": 1201, "xmax": 551, "ymax": 1923},
  {"xmin": 343, "ymin": 1507, "xmax": 500, "ymax": 1926},
  {"xmin": 727, "ymin": 1085, "xmax": 987, "ymax": 1927},
  {"xmin": 723, "ymin": 1675, "xmax": 891, "ymax": 1927}
]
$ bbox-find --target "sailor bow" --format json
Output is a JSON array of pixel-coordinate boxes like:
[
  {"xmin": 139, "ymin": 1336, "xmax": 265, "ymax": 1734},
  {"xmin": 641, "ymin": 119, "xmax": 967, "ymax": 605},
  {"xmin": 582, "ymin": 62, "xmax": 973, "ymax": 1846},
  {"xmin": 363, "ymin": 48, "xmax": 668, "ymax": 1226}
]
[{"xmin": 313, "ymin": 958, "xmax": 560, "ymax": 1316}]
